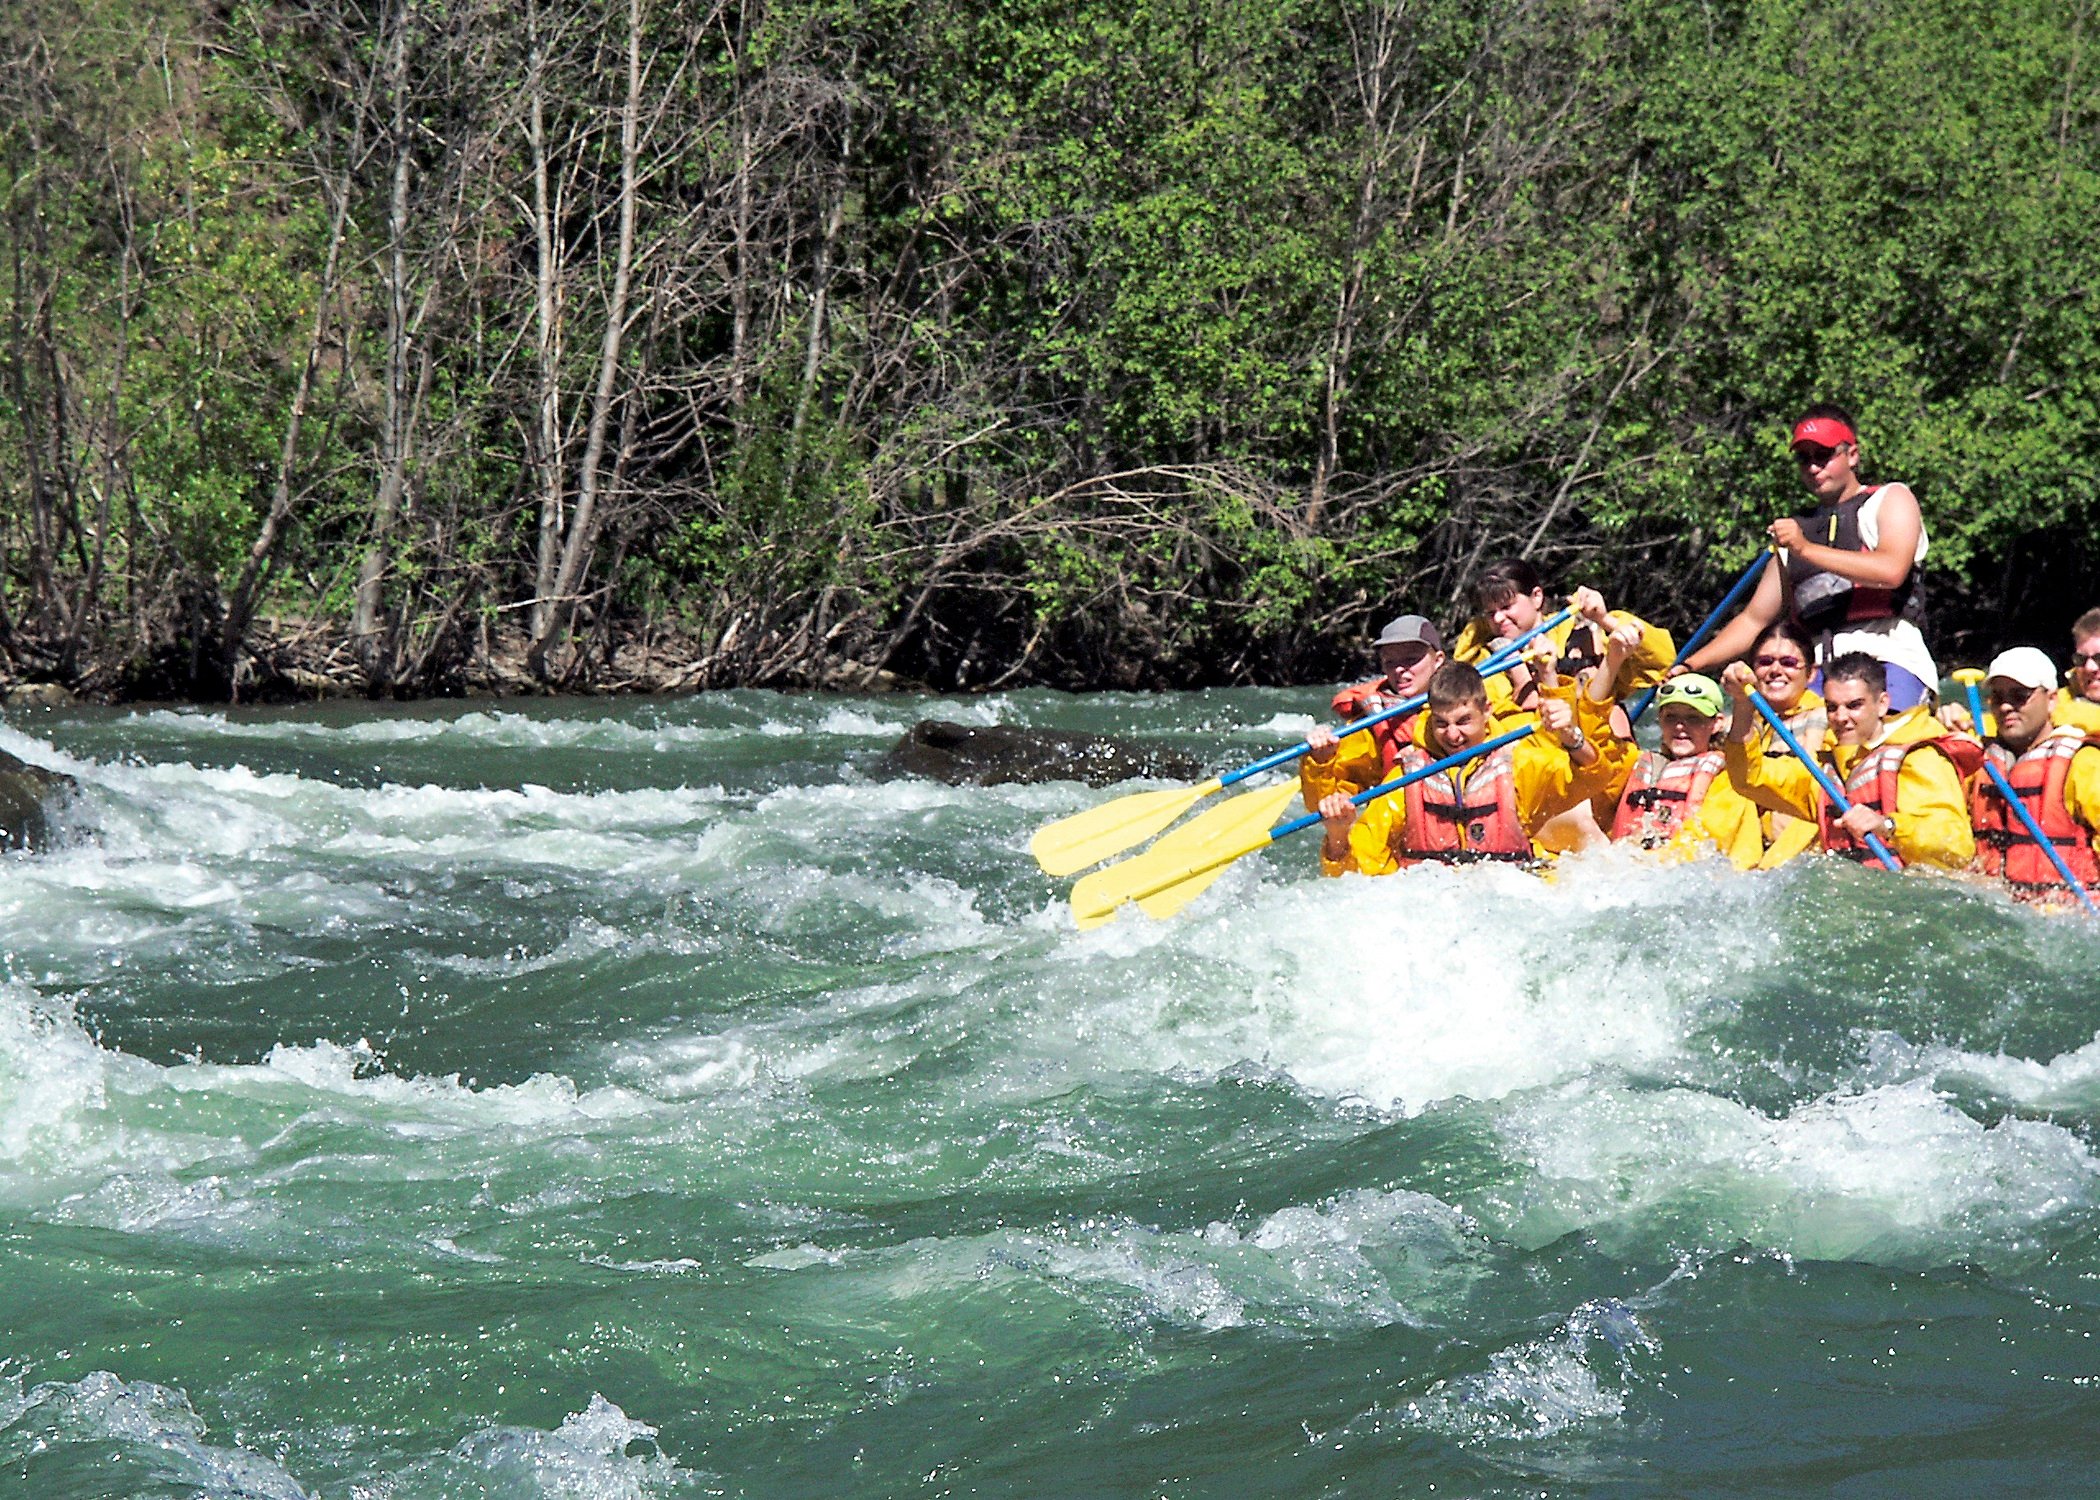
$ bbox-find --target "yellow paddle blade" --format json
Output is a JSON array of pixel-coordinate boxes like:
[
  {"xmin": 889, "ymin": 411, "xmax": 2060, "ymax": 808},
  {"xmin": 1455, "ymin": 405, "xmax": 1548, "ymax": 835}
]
[
  {"xmin": 1069, "ymin": 780, "xmax": 1299, "ymax": 927},
  {"xmin": 1133, "ymin": 780, "xmax": 1299, "ymax": 920},
  {"xmin": 1030, "ymin": 776, "xmax": 1223, "ymax": 876}
]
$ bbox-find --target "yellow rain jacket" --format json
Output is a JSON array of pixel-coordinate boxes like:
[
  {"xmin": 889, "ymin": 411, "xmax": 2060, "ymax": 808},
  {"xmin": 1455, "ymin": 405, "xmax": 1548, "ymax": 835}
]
[
  {"xmin": 1730, "ymin": 690, "xmax": 1827, "ymax": 869},
  {"xmin": 1321, "ymin": 696, "xmax": 1610, "ymax": 877},
  {"xmin": 1725, "ymin": 705, "xmax": 1976, "ymax": 871},
  {"xmin": 1679, "ymin": 772, "xmax": 1767, "ymax": 870},
  {"xmin": 1298, "ymin": 697, "xmax": 1432, "ymax": 810},
  {"xmin": 1534, "ymin": 680, "xmax": 1639, "ymax": 842},
  {"xmin": 2058, "ymin": 742, "xmax": 2100, "ymax": 834},
  {"xmin": 2053, "ymin": 689, "xmax": 2100, "ymax": 736},
  {"xmin": 1452, "ymin": 610, "xmax": 1677, "ymax": 707}
]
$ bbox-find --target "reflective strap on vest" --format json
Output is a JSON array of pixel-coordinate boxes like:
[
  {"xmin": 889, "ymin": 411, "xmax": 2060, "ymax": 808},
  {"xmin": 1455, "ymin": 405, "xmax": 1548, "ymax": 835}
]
[
  {"xmin": 1613, "ymin": 750, "xmax": 1720, "ymax": 846},
  {"xmin": 1823, "ymin": 739, "xmax": 1911, "ymax": 862}
]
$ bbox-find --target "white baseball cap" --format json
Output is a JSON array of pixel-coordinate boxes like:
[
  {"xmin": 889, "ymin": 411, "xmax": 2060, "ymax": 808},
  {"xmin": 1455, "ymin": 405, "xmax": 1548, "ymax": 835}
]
[{"xmin": 1984, "ymin": 646, "xmax": 2059, "ymax": 693}]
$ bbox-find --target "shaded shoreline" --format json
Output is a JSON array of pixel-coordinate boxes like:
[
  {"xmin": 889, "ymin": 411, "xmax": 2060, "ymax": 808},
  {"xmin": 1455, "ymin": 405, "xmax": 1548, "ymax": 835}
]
[{"xmin": 0, "ymin": 603, "xmax": 2057, "ymax": 711}]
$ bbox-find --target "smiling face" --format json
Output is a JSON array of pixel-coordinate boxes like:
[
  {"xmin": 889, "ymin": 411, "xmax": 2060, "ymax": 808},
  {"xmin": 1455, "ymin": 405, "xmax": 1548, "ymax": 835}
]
[
  {"xmin": 1657, "ymin": 703, "xmax": 1718, "ymax": 758},
  {"xmin": 1750, "ymin": 634, "xmax": 1813, "ymax": 712},
  {"xmin": 1378, "ymin": 643, "xmax": 1444, "ymax": 698},
  {"xmin": 2074, "ymin": 632, "xmax": 2100, "ymax": 705},
  {"xmin": 1823, "ymin": 673, "xmax": 1889, "ymax": 748},
  {"xmin": 1486, "ymin": 587, "xmax": 1546, "ymax": 640}
]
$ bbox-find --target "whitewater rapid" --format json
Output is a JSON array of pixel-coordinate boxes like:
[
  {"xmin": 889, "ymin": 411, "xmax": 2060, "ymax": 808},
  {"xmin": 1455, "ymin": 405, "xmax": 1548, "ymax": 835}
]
[{"xmin": 3, "ymin": 690, "xmax": 2098, "ymax": 1496}]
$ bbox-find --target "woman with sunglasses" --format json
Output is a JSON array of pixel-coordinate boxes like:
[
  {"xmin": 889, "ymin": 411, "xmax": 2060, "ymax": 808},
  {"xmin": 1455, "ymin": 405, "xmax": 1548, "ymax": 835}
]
[
  {"xmin": 1681, "ymin": 403, "xmax": 1937, "ymax": 711},
  {"xmin": 1734, "ymin": 622, "xmax": 1827, "ymax": 867}
]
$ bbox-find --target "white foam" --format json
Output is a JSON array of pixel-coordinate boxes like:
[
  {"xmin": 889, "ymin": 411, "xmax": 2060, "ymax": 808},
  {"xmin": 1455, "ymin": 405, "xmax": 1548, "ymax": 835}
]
[
  {"xmin": 0, "ymin": 988, "xmax": 184, "ymax": 1190},
  {"xmin": 810, "ymin": 705, "xmax": 908, "ymax": 738},
  {"xmin": 1909, "ymin": 1029, "xmax": 2100, "ymax": 1111},
  {"xmin": 0, "ymin": 986, "xmax": 667, "ymax": 1223},
  {"xmin": 1399, "ymin": 1298, "xmax": 1656, "ymax": 1444},
  {"xmin": 1041, "ymin": 846, "xmax": 1763, "ymax": 1115},
  {"xmin": 0, "ymin": 1371, "xmax": 315, "ymax": 1499},
  {"xmin": 443, "ymin": 1394, "xmax": 702, "ymax": 1499},
  {"xmin": 747, "ymin": 1187, "xmax": 1478, "ymax": 1335},
  {"xmin": 1492, "ymin": 1076, "xmax": 2100, "ymax": 1263},
  {"xmin": 115, "ymin": 697, "xmax": 899, "ymax": 754}
]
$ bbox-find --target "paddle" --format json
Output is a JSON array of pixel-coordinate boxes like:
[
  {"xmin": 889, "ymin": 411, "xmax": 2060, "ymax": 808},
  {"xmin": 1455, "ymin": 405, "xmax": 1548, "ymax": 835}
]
[
  {"xmin": 1745, "ymin": 688, "xmax": 1902, "ymax": 872},
  {"xmin": 1954, "ymin": 668, "xmax": 2099, "ymax": 915},
  {"xmin": 1070, "ymin": 779, "xmax": 1302, "ymax": 929},
  {"xmin": 1624, "ymin": 553, "xmax": 1769, "ymax": 726},
  {"xmin": 1029, "ymin": 607, "xmax": 1573, "ymax": 876},
  {"xmin": 1073, "ymin": 726, "xmax": 1535, "ymax": 926}
]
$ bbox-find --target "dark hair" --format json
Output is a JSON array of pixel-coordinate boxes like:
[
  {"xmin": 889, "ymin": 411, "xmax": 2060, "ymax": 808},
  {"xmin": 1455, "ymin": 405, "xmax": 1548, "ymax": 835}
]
[
  {"xmin": 1425, "ymin": 661, "xmax": 1489, "ymax": 710},
  {"xmin": 1472, "ymin": 558, "xmax": 1543, "ymax": 611},
  {"xmin": 1822, "ymin": 651, "xmax": 1886, "ymax": 696},
  {"xmin": 1796, "ymin": 401, "xmax": 1859, "ymax": 436},
  {"xmin": 2073, "ymin": 607, "xmax": 2100, "ymax": 644},
  {"xmin": 1749, "ymin": 620, "xmax": 1812, "ymax": 661}
]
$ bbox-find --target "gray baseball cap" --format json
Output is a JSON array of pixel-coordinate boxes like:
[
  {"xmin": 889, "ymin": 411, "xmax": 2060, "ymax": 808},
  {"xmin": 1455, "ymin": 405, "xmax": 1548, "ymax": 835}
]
[{"xmin": 1371, "ymin": 614, "xmax": 1444, "ymax": 652}]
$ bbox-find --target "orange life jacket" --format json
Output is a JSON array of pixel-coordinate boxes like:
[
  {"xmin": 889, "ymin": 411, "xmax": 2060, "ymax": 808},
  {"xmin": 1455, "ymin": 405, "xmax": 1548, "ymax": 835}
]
[
  {"xmin": 1971, "ymin": 733, "xmax": 2100, "ymax": 891},
  {"xmin": 1330, "ymin": 678, "xmax": 1417, "ymax": 774},
  {"xmin": 1818, "ymin": 733, "xmax": 1983, "ymax": 862},
  {"xmin": 1394, "ymin": 741, "xmax": 1531, "ymax": 865},
  {"xmin": 1610, "ymin": 749, "xmax": 1722, "ymax": 848}
]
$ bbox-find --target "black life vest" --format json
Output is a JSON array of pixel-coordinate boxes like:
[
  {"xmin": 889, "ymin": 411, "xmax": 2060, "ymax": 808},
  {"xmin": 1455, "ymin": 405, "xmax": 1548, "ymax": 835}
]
[{"xmin": 1783, "ymin": 485, "xmax": 1925, "ymax": 637}]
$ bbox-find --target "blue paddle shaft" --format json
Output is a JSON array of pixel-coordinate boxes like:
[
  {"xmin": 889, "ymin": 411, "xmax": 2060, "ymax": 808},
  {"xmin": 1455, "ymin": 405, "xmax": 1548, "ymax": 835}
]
[
  {"xmin": 1748, "ymin": 689, "xmax": 1902, "ymax": 872},
  {"xmin": 1220, "ymin": 608, "xmax": 1573, "ymax": 788},
  {"xmin": 1961, "ymin": 679, "xmax": 2100, "ymax": 916},
  {"xmin": 1626, "ymin": 553, "xmax": 1769, "ymax": 727},
  {"xmin": 1266, "ymin": 725, "xmax": 1536, "ymax": 842}
]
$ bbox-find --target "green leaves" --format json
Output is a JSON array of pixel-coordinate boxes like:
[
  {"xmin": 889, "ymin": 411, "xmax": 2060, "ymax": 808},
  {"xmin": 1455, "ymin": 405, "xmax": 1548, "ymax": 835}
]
[{"xmin": 6, "ymin": 0, "xmax": 2099, "ymax": 693}]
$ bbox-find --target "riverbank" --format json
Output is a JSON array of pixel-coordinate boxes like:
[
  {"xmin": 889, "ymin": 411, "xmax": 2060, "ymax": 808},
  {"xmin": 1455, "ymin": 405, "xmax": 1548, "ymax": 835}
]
[
  {"xmin": 0, "ymin": 614, "xmax": 930, "ymax": 710},
  {"xmin": 0, "ymin": 592, "xmax": 2069, "ymax": 712}
]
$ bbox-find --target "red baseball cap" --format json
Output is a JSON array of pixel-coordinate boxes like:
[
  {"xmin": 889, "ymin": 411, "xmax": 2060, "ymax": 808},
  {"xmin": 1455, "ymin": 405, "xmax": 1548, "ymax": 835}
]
[{"xmin": 1789, "ymin": 415, "xmax": 1856, "ymax": 451}]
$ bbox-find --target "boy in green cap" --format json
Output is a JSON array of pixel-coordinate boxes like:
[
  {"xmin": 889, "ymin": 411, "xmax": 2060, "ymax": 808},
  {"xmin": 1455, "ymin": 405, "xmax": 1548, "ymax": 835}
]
[{"xmin": 1603, "ymin": 673, "xmax": 1764, "ymax": 868}]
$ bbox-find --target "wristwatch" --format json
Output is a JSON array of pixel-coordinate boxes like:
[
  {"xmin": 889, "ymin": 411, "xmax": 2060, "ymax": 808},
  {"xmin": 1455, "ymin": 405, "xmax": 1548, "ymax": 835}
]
[
  {"xmin": 1880, "ymin": 816, "xmax": 1897, "ymax": 838},
  {"xmin": 1563, "ymin": 728, "xmax": 1588, "ymax": 752}
]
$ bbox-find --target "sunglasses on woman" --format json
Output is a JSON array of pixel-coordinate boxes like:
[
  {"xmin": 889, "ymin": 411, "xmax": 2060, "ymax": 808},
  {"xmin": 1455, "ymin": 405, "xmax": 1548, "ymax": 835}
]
[{"xmin": 1752, "ymin": 653, "xmax": 1806, "ymax": 670}]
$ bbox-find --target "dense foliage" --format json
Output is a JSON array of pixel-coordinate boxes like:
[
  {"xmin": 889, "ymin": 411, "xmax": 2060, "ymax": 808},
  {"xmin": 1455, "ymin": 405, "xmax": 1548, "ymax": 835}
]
[{"xmin": 2, "ymin": 0, "xmax": 2095, "ymax": 698}]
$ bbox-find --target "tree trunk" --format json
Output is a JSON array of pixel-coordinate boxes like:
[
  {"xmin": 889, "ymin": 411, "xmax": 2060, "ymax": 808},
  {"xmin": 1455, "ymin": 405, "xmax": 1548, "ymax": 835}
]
[
  {"xmin": 526, "ymin": 0, "xmax": 643, "ymax": 681},
  {"xmin": 351, "ymin": 3, "xmax": 414, "ymax": 689},
  {"xmin": 525, "ymin": 0, "xmax": 567, "ymax": 648},
  {"xmin": 222, "ymin": 173, "xmax": 354, "ymax": 677}
]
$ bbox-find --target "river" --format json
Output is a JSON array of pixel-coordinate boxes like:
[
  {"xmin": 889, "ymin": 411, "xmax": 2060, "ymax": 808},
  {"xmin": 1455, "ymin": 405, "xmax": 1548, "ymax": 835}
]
[{"xmin": 3, "ymin": 688, "xmax": 2099, "ymax": 1497}]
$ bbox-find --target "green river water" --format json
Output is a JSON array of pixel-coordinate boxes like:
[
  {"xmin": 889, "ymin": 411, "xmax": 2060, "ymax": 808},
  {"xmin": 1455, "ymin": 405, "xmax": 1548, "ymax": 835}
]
[{"xmin": 4, "ymin": 688, "xmax": 2100, "ymax": 1497}]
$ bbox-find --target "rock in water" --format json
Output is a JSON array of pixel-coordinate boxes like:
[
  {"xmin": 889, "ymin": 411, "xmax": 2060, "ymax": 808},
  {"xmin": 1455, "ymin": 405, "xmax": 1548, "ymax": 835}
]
[
  {"xmin": 879, "ymin": 720, "xmax": 1203, "ymax": 787},
  {"xmin": 0, "ymin": 749, "xmax": 76, "ymax": 852}
]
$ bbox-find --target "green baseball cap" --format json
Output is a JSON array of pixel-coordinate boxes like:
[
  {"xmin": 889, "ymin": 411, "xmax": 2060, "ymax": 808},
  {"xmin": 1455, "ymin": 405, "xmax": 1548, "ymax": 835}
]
[{"xmin": 1653, "ymin": 673, "xmax": 1725, "ymax": 719}]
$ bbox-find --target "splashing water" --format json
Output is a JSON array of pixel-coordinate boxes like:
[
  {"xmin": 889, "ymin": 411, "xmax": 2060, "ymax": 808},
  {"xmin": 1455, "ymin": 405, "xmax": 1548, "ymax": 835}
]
[{"xmin": 4, "ymin": 687, "xmax": 2100, "ymax": 1497}]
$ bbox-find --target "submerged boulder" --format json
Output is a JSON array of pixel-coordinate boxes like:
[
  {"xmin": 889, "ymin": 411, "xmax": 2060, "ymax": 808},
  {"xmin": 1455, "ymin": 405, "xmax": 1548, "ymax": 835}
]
[
  {"xmin": 878, "ymin": 720, "xmax": 1203, "ymax": 787},
  {"xmin": 0, "ymin": 749, "xmax": 76, "ymax": 852}
]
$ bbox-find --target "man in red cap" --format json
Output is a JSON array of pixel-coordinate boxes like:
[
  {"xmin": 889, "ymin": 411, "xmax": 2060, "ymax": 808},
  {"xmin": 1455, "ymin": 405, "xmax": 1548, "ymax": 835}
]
[{"xmin": 1681, "ymin": 403, "xmax": 1938, "ymax": 710}]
